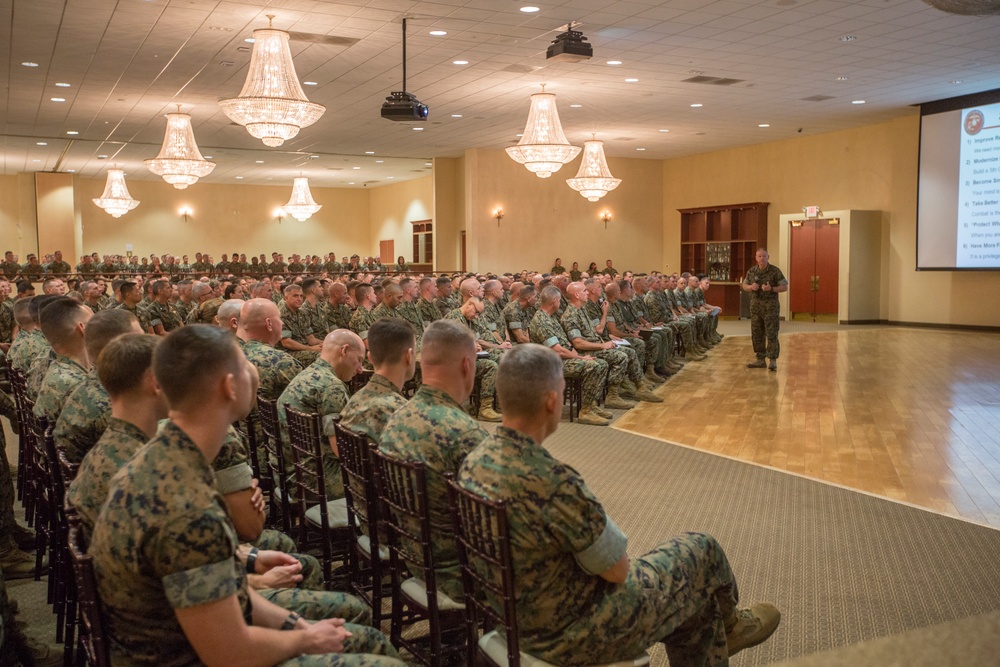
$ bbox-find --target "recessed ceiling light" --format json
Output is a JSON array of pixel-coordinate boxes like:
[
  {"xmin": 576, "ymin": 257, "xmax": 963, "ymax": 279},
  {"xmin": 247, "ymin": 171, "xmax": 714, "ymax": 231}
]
[
  {"xmin": 607, "ymin": 60, "xmax": 622, "ymax": 65},
  {"xmin": 840, "ymin": 35, "xmax": 857, "ymax": 42},
  {"xmin": 66, "ymin": 131, "xmax": 79, "ymax": 135},
  {"xmin": 453, "ymin": 60, "xmax": 468, "ymax": 65},
  {"xmin": 425, "ymin": 162, "xmax": 432, "ymax": 166},
  {"xmin": 255, "ymin": 160, "xmax": 264, "ymax": 164},
  {"xmin": 309, "ymin": 155, "xmax": 319, "ymax": 159},
  {"xmin": 658, "ymin": 129, "xmax": 669, "ymax": 133},
  {"xmin": 55, "ymin": 82, "xmax": 71, "ymax": 87},
  {"xmin": 520, "ymin": 6, "xmax": 540, "ymax": 13},
  {"xmin": 429, "ymin": 30, "xmax": 447, "ymax": 36},
  {"xmin": 413, "ymin": 127, "xmax": 424, "ymax": 131},
  {"xmin": 98, "ymin": 154, "xmax": 108, "ymax": 158},
  {"xmin": 569, "ymin": 104, "xmax": 582, "ymax": 108},
  {"xmin": 852, "ymin": 99, "xmax": 865, "ymax": 104},
  {"xmin": 244, "ymin": 38, "xmax": 255, "ymax": 43},
  {"xmin": 236, "ymin": 176, "xmax": 244, "ymax": 179},
  {"xmin": 67, "ymin": 169, "xmax": 76, "ymax": 173},
  {"xmin": 204, "ymin": 155, "xmax": 213, "ymax": 159},
  {"xmin": 835, "ymin": 76, "xmax": 849, "ymax": 81},
  {"xmin": 353, "ymin": 166, "xmax": 361, "ymax": 170},
  {"xmin": 624, "ymin": 78, "xmax": 639, "ymax": 83},
  {"xmin": 36, "ymin": 142, "xmax": 47, "ymax": 146},
  {"xmin": 636, "ymin": 148, "xmax": 646, "ymax": 151},
  {"xmin": 387, "ymin": 176, "xmax": 395, "ymax": 179},
  {"xmin": 758, "ymin": 124, "xmax": 770, "ymax": 128},
  {"xmin": 21, "ymin": 62, "xmax": 39, "ymax": 67},
  {"xmin": 690, "ymin": 103, "xmax": 703, "ymax": 108},
  {"xmin": 32, "ymin": 159, "xmax": 41, "ymax": 163},
  {"xmin": 348, "ymin": 182, "xmax": 356, "ymax": 185},
  {"xmin": 51, "ymin": 97, "xmax": 65, "ymax": 102},
  {"xmin": 303, "ymin": 81, "xmax": 317, "ymax": 86},
  {"xmin": 951, "ymin": 79, "xmax": 964, "ymax": 84},
  {"xmin": 451, "ymin": 114, "xmax": 463, "ymax": 118},
  {"xmin": 375, "ymin": 160, "xmax": 384, "ymax": 163},
  {"xmin": 365, "ymin": 151, "xmax": 375, "ymax": 154}
]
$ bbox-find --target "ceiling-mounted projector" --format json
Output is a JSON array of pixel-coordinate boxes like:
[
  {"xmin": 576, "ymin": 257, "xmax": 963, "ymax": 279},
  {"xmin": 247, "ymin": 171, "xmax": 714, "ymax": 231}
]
[
  {"xmin": 546, "ymin": 25, "xmax": 593, "ymax": 63},
  {"xmin": 381, "ymin": 91, "xmax": 429, "ymax": 121},
  {"xmin": 381, "ymin": 17, "xmax": 429, "ymax": 122}
]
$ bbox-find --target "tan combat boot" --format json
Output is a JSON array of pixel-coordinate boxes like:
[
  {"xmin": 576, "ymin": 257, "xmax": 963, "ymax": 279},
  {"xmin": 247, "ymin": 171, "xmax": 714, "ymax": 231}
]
[
  {"xmin": 477, "ymin": 405, "xmax": 502, "ymax": 422},
  {"xmin": 604, "ymin": 386, "xmax": 637, "ymax": 410},
  {"xmin": 726, "ymin": 603, "xmax": 781, "ymax": 657},
  {"xmin": 577, "ymin": 405, "xmax": 611, "ymax": 426},
  {"xmin": 644, "ymin": 365, "xmax": 665, "ymax": 384},
  {"xmin": 634, "ymin": 381, "xmax": 663, "ymax": 403},
  {"xmin": 593, "ymin": 405, "xmax": 614, "ymax": 419}
]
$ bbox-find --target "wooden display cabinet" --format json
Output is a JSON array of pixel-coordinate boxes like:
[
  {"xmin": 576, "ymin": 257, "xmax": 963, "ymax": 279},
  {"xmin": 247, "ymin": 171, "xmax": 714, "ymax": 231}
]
[{"xmin": 678, "ymin": 202, "xmax": 769, "ymax": 317}]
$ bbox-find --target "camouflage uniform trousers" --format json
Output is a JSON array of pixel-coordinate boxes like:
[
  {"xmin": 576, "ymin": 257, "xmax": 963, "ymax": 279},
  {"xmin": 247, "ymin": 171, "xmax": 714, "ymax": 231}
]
[
  {"xmin": 288, "ymin": 349, "xmax": 320, "ymax": 367},
  {"xmin": 565, "ymin": 532, "xmax": 738, "ymax": 667},
  {"xmin": 278, "ymin": 627, "xmax": 405, "ymax": 667},
  {"xmin": 593, "ymin": 347, "xmax": 630, "ymax": 388},
  {"xmin": 645, "ymin": 329, "xmax": 675, "ymax": 368},
  {"xmin": 669, "ymin": 319, "xmax": 699, "ymax": 355},
  {"xmin": 256, "ymin": 528, "xmax": 324, "ymax": 590},
  {"xmin": 0, "ymin": 431, "xmax": 15, "ymax": 546},
  {"xmin": 692, "ymin": 311, "xmax": 712, "ymax": 344},
  {"xmin": 615, "ymin": 340, "xmax": 645, "ymax": 384},
  {"xmin": 475, "ymin": 357, "xmax": 498, "ymax": 401},
  {"xmin": 749, "ymin": 299, "xmax": 780, "ymax": 360},
  {"xmin": 562, "ymin": 357, "xmax": 608, "ymax": 406}
]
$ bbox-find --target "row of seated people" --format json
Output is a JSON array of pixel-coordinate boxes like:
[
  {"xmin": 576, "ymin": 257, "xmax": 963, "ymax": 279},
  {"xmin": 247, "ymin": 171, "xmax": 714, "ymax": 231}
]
[
  {"xmin": 7, "ymin": 290, "xmax": 779, "ymax": 665},
  {"xmin": 0, "ymin": 250, "xmax": 405, "ymax": 281}
]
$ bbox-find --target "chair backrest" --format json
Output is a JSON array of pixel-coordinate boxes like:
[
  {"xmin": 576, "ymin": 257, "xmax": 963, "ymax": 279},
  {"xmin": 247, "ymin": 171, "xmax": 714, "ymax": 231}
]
[
  {"xmin": 283, "ymin": 405, "xmax": 330, "ymax": 521},
  {"xmin": 57, "ymin": 450, "xmax": 80, "ymax": 496},
  {"xmin": 447, "ymin": 479, "xmax": 521, "ymax": 667},
  {"xmin": 67, "ymin": 521, "xmax": 112, "ymax": 667},
  {"xmin": 370, "ymin": 447, "xmax": 443, "ymax": 612},
  {"xmin": 335, "ymin": 423, "xmax": 379, "ymax": 546},
  {"xmin": 233, "ymin": 414, "xmax": 261, "ymax": 482},
  {"xmin": 256, "ymin": 393, "xmax": 293, "ymax": 533}
]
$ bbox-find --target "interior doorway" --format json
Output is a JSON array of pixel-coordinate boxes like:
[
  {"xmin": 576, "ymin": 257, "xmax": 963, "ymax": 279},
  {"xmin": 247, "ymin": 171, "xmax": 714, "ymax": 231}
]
[{"xmin": 789, "ymin": 218, "xmax": 840, "ymax": 320}]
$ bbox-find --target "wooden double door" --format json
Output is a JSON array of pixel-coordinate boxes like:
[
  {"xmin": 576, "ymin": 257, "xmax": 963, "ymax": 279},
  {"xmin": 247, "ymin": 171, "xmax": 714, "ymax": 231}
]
[{"xmin": 789, "ymin": 218, "xmax": 839, "ymax": 317}]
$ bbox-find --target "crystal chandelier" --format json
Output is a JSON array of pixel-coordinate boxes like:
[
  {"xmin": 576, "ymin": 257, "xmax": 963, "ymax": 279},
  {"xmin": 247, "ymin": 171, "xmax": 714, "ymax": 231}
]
[
  {"xmin": 283, "ymin": 177, "xmax": 322, "ymax": 221},
  {"xmin": 92, "ymin": 168, "xmax": 140, "ymax": 218},
  {"xmin": 505, "ymin": 85, "xmax": 581, "ymax": 178},
  {"xmin": 566, "ymin": 138, "xmax": 621, "ymax": 202},
  {"xmin": 219, "ymin": 15, "xmax": 326, "ymax": 147},
  {"xmin": 144, "ymin": 107, "xmax": 216, "ymax": 189}
]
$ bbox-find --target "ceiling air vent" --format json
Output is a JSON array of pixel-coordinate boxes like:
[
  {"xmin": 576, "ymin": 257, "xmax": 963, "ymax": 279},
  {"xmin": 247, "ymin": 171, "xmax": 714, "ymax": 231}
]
[
  {"xmin": 802, "ymin": 95, "xmax": 835, "ymax": 101},
  {"xmin": 682, "ymin": 75, "xmax": 745, "ymax": 85}
]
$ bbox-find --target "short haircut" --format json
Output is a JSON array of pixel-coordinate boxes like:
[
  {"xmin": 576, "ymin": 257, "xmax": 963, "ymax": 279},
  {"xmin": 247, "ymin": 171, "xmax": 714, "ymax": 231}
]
[
  {"xmin": 97, "ymin": 333, "xmax": 159, "ymax": 397},
  {"xmin": 153, "ymin": 324, "xmax": 243, "ymax": 408},
  {"xmin": 497, "ymin": 344, "xmax": 563, "ymax": 418},
  {"xmin": 355, "ymin": 284, "xmax": 373, "ymax": 303},
  {"xmin": 283, "ymin": 283, "xmax": 301, "ymax": 296},
  {"xmin": 120, "ymin": 281, "xmax": 136, "ymax": 298},
  {"xmin": 28, "ymin": 295, "xmax": 58, "ymax": 324},
  {"xmin": 191, "ymin": 283, "xmax": 212, "ymax": 299},
  {"xmin": 519, "ymin": 284, "xmax": 536, "ymax": 299},
  {"xmin": 420, "ymin": 319, "xmax": 475, "ymax": 366},
  {"xmin": 85, "ymin": 308, "xmax": 139, "ymax": 362},
  {"xmin": 300, "ymin": 278, "xmax": 319, "ymax": 294},
  {"xmin": 151, "ymin": 280, "xmax": 170, "ymax": 296},
  {"xmin": 368, "ymin": 318, "xmax": 415, "ymax": 366},
  {"xmin": 39, "ymin": 297, "xmax": 89, "ymax": 347},
  {"xmin": 42, "ymin": 278, "xmax": 62, "ymax": 292},
  {"xmin": 435, "ymin": 276, "xmax": 451, "ymax": 288},
  {"xmin": 13, "ymin": 298, "xmax": 33, "ymax": 326},
  {"xmin": 539, "ymin": 285, "xmax": 562, "ymax": 306},
  {"xmin": 17, "ymin": 281, "xmax": 34, "ymax": 295}
]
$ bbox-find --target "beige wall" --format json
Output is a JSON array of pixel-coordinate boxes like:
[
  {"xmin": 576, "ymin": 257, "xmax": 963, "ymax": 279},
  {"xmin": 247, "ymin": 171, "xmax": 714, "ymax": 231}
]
[
  {"xmin": 432, "ymin": 158, "xmax": 462, "ymax": 272},
  {"xmin": 75, "ymin": 178, "xmax": 372, "ymax": 261},
  {"xmin": 662, "ymin": 115, "xmax": 1000, "ymax": 327},
  {"xmin": 0, "ymin": 176, "xmax": 27, "ymax": 258},
  {"xmin": 368, "ymin": 176, "xmax": 432, "ymax": 265},
  {"xmin": 463, "ymin": 148, "xmax": 665, "ymax": 275}
]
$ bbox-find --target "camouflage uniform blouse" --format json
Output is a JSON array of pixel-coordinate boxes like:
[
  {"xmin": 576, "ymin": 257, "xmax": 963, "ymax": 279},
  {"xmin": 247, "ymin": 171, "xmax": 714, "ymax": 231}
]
[
  {"xmin": 66, "ymin": 417, "xmax": 148, "ymax": 538},
  {"xmin": 379, "ymin": 385, "xmax": 488, "ymax": 600},
  {"xmin": 54, "ymin": 370, "xmax": 111, "ymax": 464},
  {"xmin": 90, "ymin": 420, "xmax": 249, "ymax": 666},
  {"xmin": 8, "ymin": 330, "xmax": 48, "ymax": 374},
  {"xmin": 33, "ymin": 354, "xmax": 89, "ymax": 422},
  {"xmin": 458, "ymin": 426, "xmax": 627, "ymax": 665},
  {"xmin": 276, "ymin": 358, "xmax": 349, "ymax": 499},
  {"xmin": 339, "ymin": 374, "xmax": 408, "ymax": 445},
  {"xmin": 242, "ymin": 339, "xmax": 302, "ymax": 400}
]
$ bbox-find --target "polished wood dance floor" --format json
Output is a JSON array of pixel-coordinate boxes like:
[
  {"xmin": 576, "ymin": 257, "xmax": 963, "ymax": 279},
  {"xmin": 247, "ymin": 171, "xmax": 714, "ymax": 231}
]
[{"xmin": 615, "ymin": 326, "xmax": 1000, "ymax": 528}]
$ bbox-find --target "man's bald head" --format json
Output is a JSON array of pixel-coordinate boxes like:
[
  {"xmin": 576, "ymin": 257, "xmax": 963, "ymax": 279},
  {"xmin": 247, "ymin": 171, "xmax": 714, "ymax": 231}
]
[
  {"xmin": 421, "ymin": 320, "xmax": 475, "ymax": 368},
  {"xmin": 566, "ymin": 282, "xmax": 586, "ymax": 303},
  {"xmin": 239, "ymin": 298, "xmax": 281, "ymax": 345},
  {"xmin": 605, "ymin": 282, "xmax": 620, "ymax": 299},
  {"xmin": 322, "ymin": 329, "xmax": 365, "ymax": 382},
  {"xmin": 552, "ymin": 275, "xmax": 569, "ymax": 290},
  {"xmin": 459, "ymin": 278, "xmax": 482, "ymax": 300}
]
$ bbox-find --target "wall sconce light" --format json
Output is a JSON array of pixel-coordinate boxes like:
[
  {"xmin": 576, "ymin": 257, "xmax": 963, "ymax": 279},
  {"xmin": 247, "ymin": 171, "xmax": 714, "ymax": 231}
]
[
  {"xmin": 274, "ymin": 207, "xmax": 286, "ymax": 224},
  {"xmin": 179, "ymin": 206, "xmax": 192, "ymax": 223},
  {"xmin": 600, "ymin": 209, "xmax": 612, "ymax": 229},
  {"xmin": 493, "ymin": 207, "xmax": 504, "ymax": 226}
]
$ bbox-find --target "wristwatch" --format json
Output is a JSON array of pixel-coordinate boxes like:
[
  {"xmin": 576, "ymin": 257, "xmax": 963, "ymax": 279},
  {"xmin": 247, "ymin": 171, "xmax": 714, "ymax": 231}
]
[
  {"xmin": 245, "ymin": 547, "xmax": 259, "ymax": 574},
  {"xmin": 281, "ymin": 611, "xmax": 302, "ymax": 631}
]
